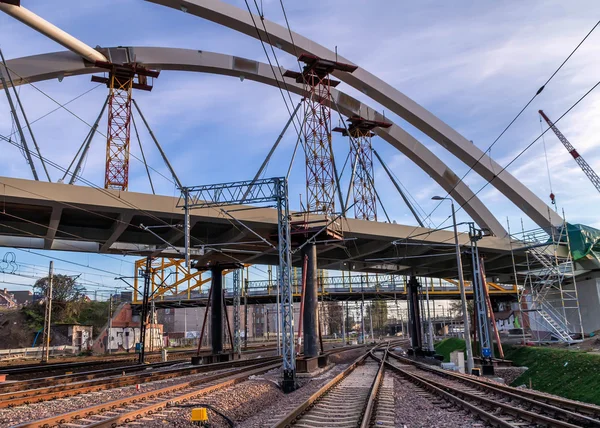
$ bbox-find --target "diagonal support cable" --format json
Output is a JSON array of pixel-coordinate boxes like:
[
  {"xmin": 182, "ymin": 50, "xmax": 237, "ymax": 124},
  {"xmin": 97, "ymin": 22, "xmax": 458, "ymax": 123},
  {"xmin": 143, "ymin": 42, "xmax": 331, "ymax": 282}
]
[
  {"xmin": 243, "ymin": 101, "xmax": 302, "ymax": 201},
  {"xmin": 132, "ymin": 99, "xmax": 182, "ymax": 189},
  {"xmin": 373, "ymin": 149, "xmax": 425, "ymax": 227},
  {"xmin": 64, "ymin": 95, "xmax": 109, "ymax": 184}
]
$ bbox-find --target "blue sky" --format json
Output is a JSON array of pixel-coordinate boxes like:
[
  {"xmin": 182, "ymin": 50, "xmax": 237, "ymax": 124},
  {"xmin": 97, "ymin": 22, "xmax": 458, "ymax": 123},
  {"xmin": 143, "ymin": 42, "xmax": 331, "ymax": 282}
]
[{"xmin": 0, "ymin": 0, "xmax": 599, "ymax": 297}]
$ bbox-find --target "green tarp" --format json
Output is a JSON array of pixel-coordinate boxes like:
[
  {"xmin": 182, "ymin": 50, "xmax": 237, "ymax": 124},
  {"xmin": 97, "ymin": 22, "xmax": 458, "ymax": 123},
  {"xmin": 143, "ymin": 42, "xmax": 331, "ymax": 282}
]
[{"xmin": 566, "ymin": 223, "xmax": 600, "ymax": 261}]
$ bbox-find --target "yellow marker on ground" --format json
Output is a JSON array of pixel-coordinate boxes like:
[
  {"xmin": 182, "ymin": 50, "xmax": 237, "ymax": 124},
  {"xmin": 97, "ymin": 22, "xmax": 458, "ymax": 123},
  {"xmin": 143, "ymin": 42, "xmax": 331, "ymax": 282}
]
[{"xmin": 191, "ymin": 407, "xmax": 209, "ymax": 426}]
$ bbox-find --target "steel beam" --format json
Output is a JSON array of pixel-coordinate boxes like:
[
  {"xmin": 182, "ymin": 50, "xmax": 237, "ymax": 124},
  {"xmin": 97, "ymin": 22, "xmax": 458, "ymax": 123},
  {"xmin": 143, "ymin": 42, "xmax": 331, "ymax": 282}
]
[{"xmin": 0, "ymin": 3, "xmax": 106, "ymax": 63}]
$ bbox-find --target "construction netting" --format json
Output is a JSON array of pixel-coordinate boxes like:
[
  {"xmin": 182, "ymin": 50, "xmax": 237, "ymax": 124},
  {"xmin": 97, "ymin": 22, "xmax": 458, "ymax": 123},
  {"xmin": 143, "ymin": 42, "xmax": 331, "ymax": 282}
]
[{"xmin": 565, "ymin": 223, "xmax": 600, "ymax": 261}]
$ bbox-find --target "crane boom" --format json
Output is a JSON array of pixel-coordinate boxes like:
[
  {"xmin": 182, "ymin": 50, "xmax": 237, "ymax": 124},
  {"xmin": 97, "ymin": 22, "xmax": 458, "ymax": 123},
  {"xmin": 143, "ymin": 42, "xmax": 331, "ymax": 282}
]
[{"xmin": 539, "ymin": 110, "xmax": 600, "ymax": 194}]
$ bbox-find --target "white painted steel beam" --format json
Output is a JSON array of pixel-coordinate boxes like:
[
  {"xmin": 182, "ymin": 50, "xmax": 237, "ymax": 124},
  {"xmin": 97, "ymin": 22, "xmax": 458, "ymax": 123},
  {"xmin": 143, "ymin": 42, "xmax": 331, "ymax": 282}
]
[{"xmin": 0, "ymin": 3, "xmax": 107, "ymax": 63}]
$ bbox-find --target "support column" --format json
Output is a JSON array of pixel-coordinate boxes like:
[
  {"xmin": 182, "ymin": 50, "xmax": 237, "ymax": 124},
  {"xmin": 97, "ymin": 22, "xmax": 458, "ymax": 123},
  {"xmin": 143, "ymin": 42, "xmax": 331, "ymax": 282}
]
[
  {"xmin": 407, "ymin": 276, "xmax": 423, "ymax": 352},
  {"xmin": 210, "ymin": 267, "xmax": 223, "ymax": 354},
  {"xmin": 302, "ymin": 242, "xmax": 319, "ymax": 357}
]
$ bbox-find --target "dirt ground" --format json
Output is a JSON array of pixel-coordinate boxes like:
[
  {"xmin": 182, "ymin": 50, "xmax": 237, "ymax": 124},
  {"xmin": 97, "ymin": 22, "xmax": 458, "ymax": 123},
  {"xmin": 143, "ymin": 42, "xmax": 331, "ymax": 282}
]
[{"xmin": 0, "ymin": 309, "xmax": 33, "ymax": 349}]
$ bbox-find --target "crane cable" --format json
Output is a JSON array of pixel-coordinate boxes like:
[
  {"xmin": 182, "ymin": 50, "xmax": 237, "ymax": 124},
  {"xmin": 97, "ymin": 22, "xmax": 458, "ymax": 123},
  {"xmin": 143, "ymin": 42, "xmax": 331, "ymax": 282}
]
[{"xmin": 539, "ymin": 114, "xmax": 556, "ymax": 208}]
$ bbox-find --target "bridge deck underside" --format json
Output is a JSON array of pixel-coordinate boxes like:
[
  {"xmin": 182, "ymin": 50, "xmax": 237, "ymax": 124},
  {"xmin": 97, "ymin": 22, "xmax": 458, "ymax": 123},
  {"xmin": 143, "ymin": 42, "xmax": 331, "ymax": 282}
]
[{"xmin": 0, "ymin": 177, "xmax": 525, "ymax": 279}]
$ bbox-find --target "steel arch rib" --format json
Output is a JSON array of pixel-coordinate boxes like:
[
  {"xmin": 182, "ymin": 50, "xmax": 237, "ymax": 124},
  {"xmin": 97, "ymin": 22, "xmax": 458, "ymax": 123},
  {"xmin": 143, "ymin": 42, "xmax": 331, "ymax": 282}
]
[
  {"xmin": 1, "ymin": 47, "xmax": 505, "ymax": 236},
  {"xmin": 145, "ymin": 0, "xmax": 561, "ymax": 230}
]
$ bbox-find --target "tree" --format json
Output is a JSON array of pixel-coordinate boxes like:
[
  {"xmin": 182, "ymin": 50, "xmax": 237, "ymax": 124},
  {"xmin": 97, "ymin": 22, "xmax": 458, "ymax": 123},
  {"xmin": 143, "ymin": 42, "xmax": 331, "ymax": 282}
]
[
  {"xmin": 321, "ymin": 302, "xmax": 344, "ymax": 336},
  {"xmin": 34, "ymin": 274, "xmax": 85, "ymax": 302},
  {"xmin": 366, "ymin": 300, "xmax": 388, "ymax": 337},
  {"xmin": 31, "ymin": 274, "xmax": 86, "ymax": 323},
  {"xmin": 449, "ymin": 299, "xmax": 474, "ymax": 319}
]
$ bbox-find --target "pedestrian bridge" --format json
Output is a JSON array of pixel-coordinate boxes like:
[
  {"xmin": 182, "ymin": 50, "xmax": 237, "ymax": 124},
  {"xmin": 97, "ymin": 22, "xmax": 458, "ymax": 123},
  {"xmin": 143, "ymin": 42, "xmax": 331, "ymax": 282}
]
[{"xmin": 136, "ymin": 273, "xmax": 517, "ymax": 308}]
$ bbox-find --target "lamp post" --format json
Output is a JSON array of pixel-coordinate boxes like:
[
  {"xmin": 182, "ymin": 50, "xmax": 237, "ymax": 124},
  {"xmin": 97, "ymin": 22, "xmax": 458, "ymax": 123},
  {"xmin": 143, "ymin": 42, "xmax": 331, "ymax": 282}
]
[{"xmin": 432, "ymin": 196, "xmax": 474, "ymax": 373}]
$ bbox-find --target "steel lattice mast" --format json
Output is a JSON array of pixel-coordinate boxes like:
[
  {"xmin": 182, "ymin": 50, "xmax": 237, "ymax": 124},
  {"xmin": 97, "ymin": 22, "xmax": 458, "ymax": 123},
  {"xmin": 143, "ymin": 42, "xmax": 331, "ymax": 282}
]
[
  {"xmin": 539, "ymin": 110, "xmax": 600, "ymax": 194},
  {"xmin": 284, "ymin": 54, "xmax": 357, "ymax": 214},
  {"xmin": 92, "ymin": 60, "xmax": 159, "ymax": 191},
  {"xmin": 334, "ymin": 116, "xmax": 391, "ymax": 220}
]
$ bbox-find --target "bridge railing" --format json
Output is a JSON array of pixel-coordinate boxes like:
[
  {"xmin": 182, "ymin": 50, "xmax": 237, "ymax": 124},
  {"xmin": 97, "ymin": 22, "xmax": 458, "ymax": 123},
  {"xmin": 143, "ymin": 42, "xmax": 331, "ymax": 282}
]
[{"xmin": 135, "ymin": 272, "xmax": 517, "ymax": 303}]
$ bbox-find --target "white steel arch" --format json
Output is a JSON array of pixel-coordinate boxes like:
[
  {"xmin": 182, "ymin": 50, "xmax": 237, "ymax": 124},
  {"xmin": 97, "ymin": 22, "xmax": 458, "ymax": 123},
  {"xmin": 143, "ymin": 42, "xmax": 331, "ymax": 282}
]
[
  {"xmin": 1, "ymin": 47, "xmax": 507, "ymax": 235},
  {"xmin": 146, "ymin": 0, "xmax": 562, "ymax": 230}
]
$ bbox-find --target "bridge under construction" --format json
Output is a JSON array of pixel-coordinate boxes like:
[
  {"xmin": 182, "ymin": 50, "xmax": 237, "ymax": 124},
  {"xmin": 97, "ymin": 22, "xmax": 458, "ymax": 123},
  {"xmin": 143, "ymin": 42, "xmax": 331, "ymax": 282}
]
[{"xmin": 0, "ymin": 0, "xmax": 599, "ymax": 403}]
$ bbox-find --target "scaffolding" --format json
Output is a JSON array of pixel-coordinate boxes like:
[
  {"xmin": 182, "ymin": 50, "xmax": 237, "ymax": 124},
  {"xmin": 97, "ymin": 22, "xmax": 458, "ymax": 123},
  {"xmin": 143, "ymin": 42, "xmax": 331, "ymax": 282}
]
[{"xmin": 515, "ymin": 218, "xmax": 584, "ymax": 343}]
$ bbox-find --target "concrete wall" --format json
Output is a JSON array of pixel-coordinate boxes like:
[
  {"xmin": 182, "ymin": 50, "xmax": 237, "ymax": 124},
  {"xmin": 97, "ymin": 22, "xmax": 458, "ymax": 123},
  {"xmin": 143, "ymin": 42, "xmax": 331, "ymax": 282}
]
[{"xmin": 576, "ymin": 277, "xmax": 600, "ymax": 335}]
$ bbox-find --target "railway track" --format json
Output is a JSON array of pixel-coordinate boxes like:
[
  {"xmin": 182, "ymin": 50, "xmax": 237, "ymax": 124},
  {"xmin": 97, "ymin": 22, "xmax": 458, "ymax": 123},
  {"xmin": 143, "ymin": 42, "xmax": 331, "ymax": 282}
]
[
  {"xmin": 383, "ymin": 351, "xmax": 600, "ymax": 428},
  {"xmin": 11, "ymin": 359, "xmax": 280, "ymax": 428},
  {"xmin": 271, "ymin": 346, "xmax": 390, "ymax": 428},
  {"xmin": 0, "ymin": 356, "xmax": 281, "ymax": 407},
  {"xmin": 0, "ymin": 345, "xmax": 277, "ymax": 382},
  {"xmin": 0, "ymin": 350, "xmax": 196, "ymax": 380}
]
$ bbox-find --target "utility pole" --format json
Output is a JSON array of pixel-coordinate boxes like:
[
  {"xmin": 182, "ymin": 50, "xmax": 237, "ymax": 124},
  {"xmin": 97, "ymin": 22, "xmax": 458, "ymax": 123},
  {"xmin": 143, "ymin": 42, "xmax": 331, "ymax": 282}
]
[
  {"xmin": 244, "ymin": 277, "xmax": 249, "ymax": 349},
  {"xmin": 139, "ymin": 256, "xmax": 151, "ymax": 364},
  {"xmin": 360, "ymin": 298, "xmax": 365, "ymax": 344},
  {"xmin": 108, "ymin": 293, "xmax": 113, "ymax": 355},
  {"xmin": 432, "ymin": 196, "xmax": 474, "ymax": 373},
  {"xmin": 41, "ymin": 261, "xmax": 54, "ymax": 362},
  {"xmin": 425, "ymin": 279, "xmax": 435, "ymax": 352}
]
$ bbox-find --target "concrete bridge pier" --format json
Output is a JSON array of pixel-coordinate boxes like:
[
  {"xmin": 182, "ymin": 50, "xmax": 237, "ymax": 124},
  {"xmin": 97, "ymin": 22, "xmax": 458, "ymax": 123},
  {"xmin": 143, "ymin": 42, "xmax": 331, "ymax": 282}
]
[
  {"xmin": 407, "ymin": 276, "xmax": 423, "ymax": 352},
  {"xmin": 210, "ymin": 266, "xmax": 224, "ymax": 354},
  {"xmin": 302, "ymin": 242, "xmax": 319, "ymax": 358}
]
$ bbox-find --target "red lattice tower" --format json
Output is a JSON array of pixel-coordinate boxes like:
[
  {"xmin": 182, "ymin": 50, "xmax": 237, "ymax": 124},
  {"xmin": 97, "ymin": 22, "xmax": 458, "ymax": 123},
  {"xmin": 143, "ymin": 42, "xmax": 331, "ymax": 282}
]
[
  {"xmin": 284, "ymin": 55, "xmax": 357, "ymax": 214},
  {"xmin": 334, "ymin": 116, "xmax": 391, "ymax": 221},
  {"xmin": 92, "ymin": 62, "xmax": 159, "ymax": 191}
]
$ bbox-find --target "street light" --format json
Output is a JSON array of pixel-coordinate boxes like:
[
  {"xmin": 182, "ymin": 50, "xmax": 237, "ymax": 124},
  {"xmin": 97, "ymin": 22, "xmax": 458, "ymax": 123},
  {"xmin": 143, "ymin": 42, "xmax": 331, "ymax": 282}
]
[{"xmin": 431, "ymin": 196, "xmax": 474, "ymax": 373}]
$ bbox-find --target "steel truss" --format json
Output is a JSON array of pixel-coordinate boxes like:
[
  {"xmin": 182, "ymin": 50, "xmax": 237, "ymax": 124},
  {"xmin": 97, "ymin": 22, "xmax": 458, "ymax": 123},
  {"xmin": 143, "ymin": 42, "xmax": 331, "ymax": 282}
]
[
  {"xmin": 233, "ymin": 268, "xmax": 241, "ymax": 356},
  {"xmin": 91, "ymin": 57, "xmax": 159, "ymax": 191},
  {"xmin": 333, "ymin": 116, "xmax": 391, "ymax": 221},
  {"xmin": 105, "ymin": 71, "xmax": 133, "ymax": 190},
  {"xmin": 178, "ymin": 177, "xmax": 296, "ymax": 391},
  {"xmin": 284, "ymin": 54, "xmax": 357, "ymax": 215},
  {"xmin": 516, "ymin": 219, "xmax": 584, "ymax": 343}
]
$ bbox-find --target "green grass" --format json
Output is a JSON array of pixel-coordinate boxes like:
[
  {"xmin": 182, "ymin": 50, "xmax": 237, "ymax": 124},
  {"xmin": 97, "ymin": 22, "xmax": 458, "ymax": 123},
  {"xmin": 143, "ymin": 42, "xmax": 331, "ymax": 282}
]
[
  {"xmin": 434, "ymin": 337, "xmax": 466, "ymax": 362},
  {"xmin": 434, "ymin": 338, "xmax": 600, "ymax": 405},
  {"xmin": 503, "ymin": 345, "xmax": 600, "ymax": 405}
]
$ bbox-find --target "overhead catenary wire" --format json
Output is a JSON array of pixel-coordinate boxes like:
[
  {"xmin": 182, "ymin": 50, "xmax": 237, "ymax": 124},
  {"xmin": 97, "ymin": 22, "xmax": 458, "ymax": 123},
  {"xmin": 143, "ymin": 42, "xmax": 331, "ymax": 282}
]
[
  {"xmin": 439, "ymin": 78, "xmax": 600, "ymax": 229},
  {"xmin": 401, "ymin": 20, "xmax": 600, "ymax": 241}
]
